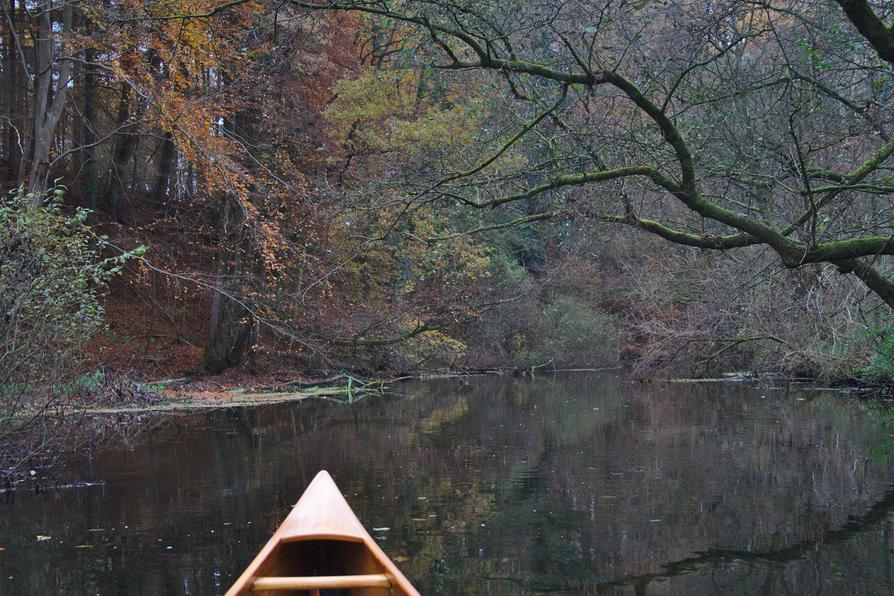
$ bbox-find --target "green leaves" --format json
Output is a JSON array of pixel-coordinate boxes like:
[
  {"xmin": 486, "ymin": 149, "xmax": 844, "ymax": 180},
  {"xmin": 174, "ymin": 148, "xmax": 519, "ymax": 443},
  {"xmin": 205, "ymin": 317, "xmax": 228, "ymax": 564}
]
[
  {"xmin": 861, "ymin": 326, "xmax": 894, "ymax": 384},
  {"xmin": 0, "ymin": 185, "xmax": 140, "ymax": 408}
]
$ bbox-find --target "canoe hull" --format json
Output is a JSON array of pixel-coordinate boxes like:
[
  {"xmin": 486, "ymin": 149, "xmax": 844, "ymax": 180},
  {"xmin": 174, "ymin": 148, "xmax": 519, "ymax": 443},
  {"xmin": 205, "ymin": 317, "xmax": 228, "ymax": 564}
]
[{"xmin": 227, "ymin": 471, "xmax": 419, "ymax": 596}]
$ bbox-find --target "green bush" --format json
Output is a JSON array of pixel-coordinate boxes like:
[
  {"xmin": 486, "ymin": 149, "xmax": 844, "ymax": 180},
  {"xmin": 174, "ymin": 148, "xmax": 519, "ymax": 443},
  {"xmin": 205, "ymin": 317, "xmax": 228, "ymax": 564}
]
[
  {"xmin": 0, "ymin": 186, "xmax": 141, "ymax": 477},
  {"xmin": 512, "ymin": 295, "xmax": 622, "ymax": 369},
  {"xmin": 862, "ymin": 326, "xmax": 894, "ymax": 385}
]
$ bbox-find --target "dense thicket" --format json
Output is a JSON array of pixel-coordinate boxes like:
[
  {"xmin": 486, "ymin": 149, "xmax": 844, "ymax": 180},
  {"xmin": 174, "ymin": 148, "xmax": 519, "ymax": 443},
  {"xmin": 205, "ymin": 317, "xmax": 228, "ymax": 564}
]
[{"xmin": 0, "ymin": 0, "xmax": 891, "ymax": 383}]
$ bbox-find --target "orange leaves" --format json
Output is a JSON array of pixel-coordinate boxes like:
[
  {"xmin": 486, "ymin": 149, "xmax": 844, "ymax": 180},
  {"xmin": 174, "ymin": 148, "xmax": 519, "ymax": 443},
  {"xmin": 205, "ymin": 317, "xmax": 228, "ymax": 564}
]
[{"xmin": 105, "ymin": 2, "xmax": 271, "ymax": 223}]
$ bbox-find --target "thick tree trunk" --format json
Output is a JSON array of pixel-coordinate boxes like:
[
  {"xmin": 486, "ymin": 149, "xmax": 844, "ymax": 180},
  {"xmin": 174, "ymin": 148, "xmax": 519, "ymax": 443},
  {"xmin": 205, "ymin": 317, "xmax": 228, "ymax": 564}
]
[
  {"xmin": 205, "ymin": 287, "xmax": 254, "ymax": 374},
  {"xmin": 836, "ymin": 0, "xmax": 894, "ymax": 66},
  {"xmin": 203, "ymin": 196, "xmax": 255, "ymax": 374},
  {"xmin": 202, "ymin": 83, "xmax": 259, "ymax": 374}
]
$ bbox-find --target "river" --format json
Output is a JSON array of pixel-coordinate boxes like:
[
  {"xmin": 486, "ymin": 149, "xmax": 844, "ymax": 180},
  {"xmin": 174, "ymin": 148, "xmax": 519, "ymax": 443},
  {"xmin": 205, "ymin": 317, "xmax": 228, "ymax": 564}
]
[{"xmin": 1, "ymin": 372, "xmax": 893, "ymax": 594}]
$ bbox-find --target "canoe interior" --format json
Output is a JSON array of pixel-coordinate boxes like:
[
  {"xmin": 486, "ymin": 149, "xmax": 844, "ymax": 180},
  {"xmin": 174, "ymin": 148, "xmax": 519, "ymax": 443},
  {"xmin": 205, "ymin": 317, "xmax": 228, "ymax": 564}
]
[{"xmin": 254, "ymin": 537, "xmax": 393, "ymax": 596}]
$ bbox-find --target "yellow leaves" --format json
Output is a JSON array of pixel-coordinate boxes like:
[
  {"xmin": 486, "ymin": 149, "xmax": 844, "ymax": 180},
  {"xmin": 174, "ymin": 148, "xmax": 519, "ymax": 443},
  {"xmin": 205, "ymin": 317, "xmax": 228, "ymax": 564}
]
[
  {"xmin": 403, "ymin": 327, "xmax": 468, "ymax": 365},
  {"xmin": 257, "ymin": 219, "xmax": 288, "ymax": 274},
  {"xmin": 324, "ymin": 69, "xmax": 482, "ymax": 156},
  {"xmin": 325, "ymin": 70, "xmax": 416, "ymax": 130},
  {"xmin": 99, "ymin": 0, "xmax": 266, "ymax": 207},
  {"xmin": 334, "ymin": 202, "xmax": 493, "ymax": 309},
  {"xmin": 391, "ymin": 102, "xmax": 480, "ymax": 151}
]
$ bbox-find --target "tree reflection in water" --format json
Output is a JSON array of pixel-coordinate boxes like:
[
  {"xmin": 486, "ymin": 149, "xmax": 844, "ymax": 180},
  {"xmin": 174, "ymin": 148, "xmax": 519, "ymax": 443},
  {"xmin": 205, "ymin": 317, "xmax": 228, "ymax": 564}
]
[{"xmin": 1, "ymin": 373, "xmax": 893, "ymax": 594}]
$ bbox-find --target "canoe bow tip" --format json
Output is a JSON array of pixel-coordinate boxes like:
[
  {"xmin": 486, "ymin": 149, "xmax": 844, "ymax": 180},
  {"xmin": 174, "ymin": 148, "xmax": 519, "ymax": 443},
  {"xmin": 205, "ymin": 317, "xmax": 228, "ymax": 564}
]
[
  {"xmin": 299, "ymin": 469, "xmax": 339, "ymax": 503},
  {"xmin": 314, "ymin": 469, "xmax": 334, "ymax": 482}
]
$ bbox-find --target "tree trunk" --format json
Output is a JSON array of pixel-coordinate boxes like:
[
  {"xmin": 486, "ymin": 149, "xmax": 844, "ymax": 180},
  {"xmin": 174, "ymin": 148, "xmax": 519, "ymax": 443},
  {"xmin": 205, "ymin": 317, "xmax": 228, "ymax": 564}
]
[
  {"xmin": 25, "ymin": 1, "xmax": 74, "ymax": 201},
  {"xmin": 202, "ymin": 80, "xmax": 259, "ymax": 374},
  {"xmin": 205, "ymin": 286, "xmax": 254, "ymax": 374},
  {"xmin": 82, "ymin": 44, "xmax": 97, "ymax": 209},
  {"xmin": 151, "ymin": 131, "xmax": 175, "ymax": 204},
  {"xmin": 203, "ymin": 196, "xmax": 255, "ymax": 374},
  {"xmin": 2, "ymin": 0, "xmax": 18, "ymax": 179},
  {"xmin": 105, "ymin": 83, "xmax": 137, "ymax": 221}
]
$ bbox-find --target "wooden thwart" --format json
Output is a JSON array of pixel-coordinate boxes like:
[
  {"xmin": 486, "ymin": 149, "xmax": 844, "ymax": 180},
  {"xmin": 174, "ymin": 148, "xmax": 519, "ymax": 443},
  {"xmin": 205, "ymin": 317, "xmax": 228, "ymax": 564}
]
[{"xmin": 252, "ymin": 574, "xmax": 391, "ymax": 591}]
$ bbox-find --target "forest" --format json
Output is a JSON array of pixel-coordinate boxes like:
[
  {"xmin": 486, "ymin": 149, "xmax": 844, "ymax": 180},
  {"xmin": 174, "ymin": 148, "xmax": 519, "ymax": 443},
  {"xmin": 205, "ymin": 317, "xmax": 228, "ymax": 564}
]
[{"xmin": 1, "ymin": 0, "xmax": 893, "ymax": 473}]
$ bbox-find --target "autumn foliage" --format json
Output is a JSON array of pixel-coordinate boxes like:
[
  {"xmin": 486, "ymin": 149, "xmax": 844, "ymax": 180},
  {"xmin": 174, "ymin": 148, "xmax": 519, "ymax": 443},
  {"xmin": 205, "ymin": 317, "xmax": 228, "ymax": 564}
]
[{"xmin": 1, "ymin": 0, "xmax": 892, "ymax": 385}]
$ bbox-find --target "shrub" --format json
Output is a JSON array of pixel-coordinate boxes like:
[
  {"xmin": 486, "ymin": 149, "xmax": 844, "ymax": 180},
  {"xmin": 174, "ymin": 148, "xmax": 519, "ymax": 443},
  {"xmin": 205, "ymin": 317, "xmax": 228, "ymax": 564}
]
[
  {"xmin": 0, "ymin": 186, "xmax": 141, "ymax": 479},
  {"xmin": 862, "ymin": 326, "xmax": 894, "ymax": 385},
  {"xmin": 512, "ymin": 295, "xmax": 622, "ymax": 369}
]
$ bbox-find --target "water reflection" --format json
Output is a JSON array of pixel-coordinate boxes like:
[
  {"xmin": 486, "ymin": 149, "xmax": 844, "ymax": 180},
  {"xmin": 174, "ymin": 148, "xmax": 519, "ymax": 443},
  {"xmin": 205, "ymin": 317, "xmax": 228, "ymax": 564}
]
[{"xmin": 1, "ymin": 373, "xmax": 893, "ymax": 594}]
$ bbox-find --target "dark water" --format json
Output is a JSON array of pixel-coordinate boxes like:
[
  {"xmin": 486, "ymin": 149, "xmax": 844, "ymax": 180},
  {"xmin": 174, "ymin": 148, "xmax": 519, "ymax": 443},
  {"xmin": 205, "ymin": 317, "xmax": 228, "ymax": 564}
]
[{"xmin": 2, "ymin": 373, "xmax": 894, "ymax": 594}]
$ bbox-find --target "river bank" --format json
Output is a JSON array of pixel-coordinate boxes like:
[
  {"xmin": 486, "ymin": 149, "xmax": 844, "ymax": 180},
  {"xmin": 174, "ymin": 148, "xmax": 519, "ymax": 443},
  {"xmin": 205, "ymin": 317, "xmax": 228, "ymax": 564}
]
[
  {"xmin": 61, "ymin": 373, "xmax": 393, "ymax": 415},
  {"xmin": 77, "ymin": 366, "xmax": 891, "ymax": 416}
]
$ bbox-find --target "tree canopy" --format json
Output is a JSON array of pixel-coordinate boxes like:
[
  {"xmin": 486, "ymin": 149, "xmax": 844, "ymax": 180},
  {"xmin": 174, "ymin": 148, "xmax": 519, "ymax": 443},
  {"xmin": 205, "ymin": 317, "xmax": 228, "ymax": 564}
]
[
  {"xmin": 285, "ymin": 0, "xmax": 894, "ymax": 308},
  {"xmin": 1, "ymin": 0, "xmax": 891, "ymax": 381}
]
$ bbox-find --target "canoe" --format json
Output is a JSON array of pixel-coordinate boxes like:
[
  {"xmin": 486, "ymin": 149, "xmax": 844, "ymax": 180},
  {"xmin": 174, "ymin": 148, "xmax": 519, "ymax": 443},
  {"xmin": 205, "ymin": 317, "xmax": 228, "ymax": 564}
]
[{"xmin": 227, "ymin": 470, "xmax": 420, "ymax": 595}]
